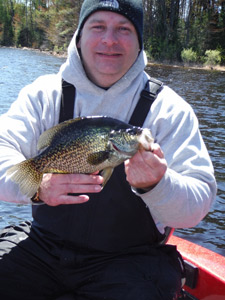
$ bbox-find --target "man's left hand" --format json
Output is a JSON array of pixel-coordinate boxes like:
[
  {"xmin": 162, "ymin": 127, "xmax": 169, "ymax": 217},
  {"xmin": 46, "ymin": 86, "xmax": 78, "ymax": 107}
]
[{"xmin": 124, "ymin": 143, "xmax": 167, "ymax": 190}]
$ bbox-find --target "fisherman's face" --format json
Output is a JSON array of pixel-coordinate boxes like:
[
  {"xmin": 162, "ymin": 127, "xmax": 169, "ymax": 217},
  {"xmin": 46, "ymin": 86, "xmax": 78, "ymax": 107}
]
[{"xmin": 77, "ymin": 11, "xmax": 140, "ymax": 88}]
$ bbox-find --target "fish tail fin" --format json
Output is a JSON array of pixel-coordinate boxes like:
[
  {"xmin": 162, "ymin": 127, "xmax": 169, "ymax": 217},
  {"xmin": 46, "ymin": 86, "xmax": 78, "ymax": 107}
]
[{"xmin": 6, "ymin": 159, "xmax": 43, "ymax": 198}]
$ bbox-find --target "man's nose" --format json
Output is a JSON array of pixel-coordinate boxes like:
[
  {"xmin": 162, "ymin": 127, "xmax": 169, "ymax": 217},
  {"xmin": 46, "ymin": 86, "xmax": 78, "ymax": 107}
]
[{"xmin": 101, "ymin": 29, "xmax": 118, "ymax": 46}]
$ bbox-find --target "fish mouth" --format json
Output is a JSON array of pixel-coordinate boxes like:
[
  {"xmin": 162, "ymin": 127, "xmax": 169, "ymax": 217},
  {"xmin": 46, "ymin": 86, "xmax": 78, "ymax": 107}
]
[
  {"xmin": 109, "ymin": 127, "xmax": 142, "ymax": 157},
  {"xmin": 111, "ymin": 143, "xmax": 135, "ymax": 157}
]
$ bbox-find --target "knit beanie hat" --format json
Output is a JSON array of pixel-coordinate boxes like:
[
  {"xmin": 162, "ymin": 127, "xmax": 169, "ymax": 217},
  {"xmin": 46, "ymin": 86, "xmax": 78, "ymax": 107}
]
[{"xmin": 77, "ymin": 0, "xmax": 143, "ymax": 49}]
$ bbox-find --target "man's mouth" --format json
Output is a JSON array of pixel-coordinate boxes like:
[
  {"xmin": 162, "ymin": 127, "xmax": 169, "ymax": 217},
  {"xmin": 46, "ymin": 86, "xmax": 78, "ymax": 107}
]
[{"xmin": 97, "ymin": 52, "xmax": 121, "ymax": 57}]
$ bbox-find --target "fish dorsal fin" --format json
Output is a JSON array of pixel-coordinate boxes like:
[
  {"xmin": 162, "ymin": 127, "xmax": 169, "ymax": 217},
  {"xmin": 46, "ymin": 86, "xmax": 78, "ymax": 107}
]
[{"xmin": 37, "ymin": 117, "xmax": 83, "ymax": 151}]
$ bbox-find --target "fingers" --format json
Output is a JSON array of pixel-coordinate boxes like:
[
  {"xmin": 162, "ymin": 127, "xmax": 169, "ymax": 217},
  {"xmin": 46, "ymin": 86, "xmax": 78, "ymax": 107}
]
[
  {"xmin": 124, "ymin": 143, "xmax": 167, "ymax": 189},
  {"xmin": 151, "ymin": 143, "xmax": 164, "ymax": 159},
  {"xmin": 38, "ymin": 173, "xmax": 104, "ymax": 206},
  {"xmin": 59, "ymin": 181, "xmax": 102, "ymax": 194},
  {"xmin": 49, "ymin": 194, "xmax": 90, "ymax": 206}
]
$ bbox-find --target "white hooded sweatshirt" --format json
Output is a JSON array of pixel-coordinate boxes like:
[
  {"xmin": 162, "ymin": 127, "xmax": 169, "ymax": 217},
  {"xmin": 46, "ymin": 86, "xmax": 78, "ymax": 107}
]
[{"xmin": 0, "ymin": 32, "xmax": 217, "ymax": 233}]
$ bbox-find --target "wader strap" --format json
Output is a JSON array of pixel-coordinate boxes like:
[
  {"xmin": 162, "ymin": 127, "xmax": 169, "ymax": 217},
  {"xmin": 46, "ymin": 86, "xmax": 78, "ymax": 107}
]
[
  {"xmin": 59, "ymin": 80, "xmax": 76, "ymax": 123},
  {"xmin": 59, "ymin": 77, "xmax": 163, "ymax": 126},
  {"xmin": 129, "ymin": 77, "xmax": 163, "ymax": 127}
]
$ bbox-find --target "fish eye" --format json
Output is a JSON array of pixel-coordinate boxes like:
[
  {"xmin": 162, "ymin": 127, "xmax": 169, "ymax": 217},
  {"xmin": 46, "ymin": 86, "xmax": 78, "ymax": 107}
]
[
  {"xmin": 109, "ymin": 130, "xmax": 116, "ymax": 138},
  {"xmin": 126, "ymin": 127, "xmax": 142, "ymax": 135}
]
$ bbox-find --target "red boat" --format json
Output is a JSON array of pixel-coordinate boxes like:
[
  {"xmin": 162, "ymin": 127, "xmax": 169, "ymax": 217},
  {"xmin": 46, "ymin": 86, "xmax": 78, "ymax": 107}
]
[{"xmin": 168, "ymin": 235, "xmax": 225, "ymax": 300}]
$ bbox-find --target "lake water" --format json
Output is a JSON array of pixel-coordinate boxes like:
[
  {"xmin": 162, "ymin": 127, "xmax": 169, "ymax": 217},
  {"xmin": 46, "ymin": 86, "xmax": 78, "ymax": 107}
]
[
  {"xmin": 0, "ymin": 48, "xmax": 66, "ymax": 226},
  {"xmin": 0, "ymin": 47, "xmax": 224, "ymax": 256}
]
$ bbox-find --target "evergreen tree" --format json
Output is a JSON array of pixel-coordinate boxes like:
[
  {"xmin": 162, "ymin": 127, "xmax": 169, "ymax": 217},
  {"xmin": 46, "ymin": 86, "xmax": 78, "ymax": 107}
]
[
  {"xmin": 0, "ymin": 0, "xmax": 224, "ymax": 64},
  {"xmin": 0, "ymin": 0, "xmax": 14, "ymax": 45}
]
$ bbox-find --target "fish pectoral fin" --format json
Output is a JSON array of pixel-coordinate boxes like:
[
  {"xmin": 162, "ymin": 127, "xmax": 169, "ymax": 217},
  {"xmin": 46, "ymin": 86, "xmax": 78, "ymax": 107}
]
[
  {"xmin": 101, "ymin": 167, "xmax": 114, "ymax": 187},
  {"xmin": 87, "ymin": 151, "xmax": 109, "ymax": 165}
]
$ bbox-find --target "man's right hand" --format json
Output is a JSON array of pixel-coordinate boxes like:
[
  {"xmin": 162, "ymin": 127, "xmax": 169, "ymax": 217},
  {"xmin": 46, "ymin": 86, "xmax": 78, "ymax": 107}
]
[{"xmin": 38, "ymin": 173, "xmax": 103, "ymax": 206}]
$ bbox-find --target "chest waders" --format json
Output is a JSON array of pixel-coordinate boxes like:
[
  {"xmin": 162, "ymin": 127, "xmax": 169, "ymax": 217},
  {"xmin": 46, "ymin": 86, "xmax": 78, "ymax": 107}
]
[{"xmin": 32, "ymin": 78, "xmax": 167, "ymax": 252}]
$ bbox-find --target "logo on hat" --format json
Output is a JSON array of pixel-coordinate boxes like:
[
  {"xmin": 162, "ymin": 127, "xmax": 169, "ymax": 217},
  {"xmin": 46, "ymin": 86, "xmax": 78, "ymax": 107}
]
[{"xmin": 99, "ymin": 0, "xmax": 119, "ymax": 9}]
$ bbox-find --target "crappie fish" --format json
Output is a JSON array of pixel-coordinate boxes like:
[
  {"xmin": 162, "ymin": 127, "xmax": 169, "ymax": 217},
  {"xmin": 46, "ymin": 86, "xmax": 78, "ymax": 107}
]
[{"xmin": 7, "ymin": 116, "xmax": 154, "ymax": 198}]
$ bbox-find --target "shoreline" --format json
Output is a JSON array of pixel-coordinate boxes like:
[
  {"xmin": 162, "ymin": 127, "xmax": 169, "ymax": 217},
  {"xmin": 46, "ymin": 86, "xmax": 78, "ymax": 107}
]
[
  {"xmin": 147, "ymin": 61, "xmax": 225, "ymax": 72},
  {"xmin": 2, "ymin": 45, "xmax": 225, "ymax": 72}
]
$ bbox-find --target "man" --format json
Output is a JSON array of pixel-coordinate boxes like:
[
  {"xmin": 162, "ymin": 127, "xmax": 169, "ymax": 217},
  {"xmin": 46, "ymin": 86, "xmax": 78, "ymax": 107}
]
[{"xmin": 0, "ymin": 0, "xmax": 216, "ymax": 299}]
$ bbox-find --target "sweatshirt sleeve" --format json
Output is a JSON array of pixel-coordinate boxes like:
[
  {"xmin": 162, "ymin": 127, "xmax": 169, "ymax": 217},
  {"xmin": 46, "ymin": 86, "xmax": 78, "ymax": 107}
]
[
  {"xmin": 0, "ymin": 75, "xmax": 61, "ymax": 203},
  {"xmin": 136, "ymin": 86, "xmax": 217, "ymax": 232}
]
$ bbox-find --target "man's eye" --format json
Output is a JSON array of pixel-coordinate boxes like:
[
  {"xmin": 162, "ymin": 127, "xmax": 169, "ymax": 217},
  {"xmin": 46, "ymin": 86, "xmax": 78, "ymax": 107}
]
[
  {"xmin": 93, "ymin": 25, "xmax": 104, "ymax": 30},
  {"xmin": 119, "ymin": 27, "xmax": 130, "ymax": 33}
]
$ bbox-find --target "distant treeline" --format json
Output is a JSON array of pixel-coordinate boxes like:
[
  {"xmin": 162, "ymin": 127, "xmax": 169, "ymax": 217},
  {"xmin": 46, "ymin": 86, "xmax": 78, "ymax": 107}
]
[{"xmin": 0, "ymin": 0, "xmax": 225, "ymax": 64}]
